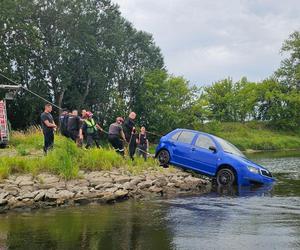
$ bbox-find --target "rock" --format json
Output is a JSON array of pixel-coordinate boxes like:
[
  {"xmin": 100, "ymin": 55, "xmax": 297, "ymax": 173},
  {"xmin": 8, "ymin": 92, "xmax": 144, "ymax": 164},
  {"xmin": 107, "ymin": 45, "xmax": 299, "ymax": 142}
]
[
  {"xmin": 18, "ymin": 180, "xmax": 34, "ymax": 187},
  {"xmin": 148, "ymin": 186, "xmax": 163, "ymax": 193},
  {"xmin": 95, "ymin": 182, "xmax": 114, "ymax": 190},
  {"xmin": 44, "ymin": 188, "xmax": 58, "ymax": 201},
  {"xmin": 15, "ymin": 175, "xmax": 32, "ymax": 185},
  {"xmin": 89, "ymin": 177, "xmax": 113, "ymax": 187},
  {"xmin": 114, "ymin": 176, "xmax": 131, "ymax": 184},
  {"xmin": 19, "ymin": 191, "xmax": 37, "ymax": 200},
  {"xmin": 0, "ymin": 198, "xmax": 8, "ymax": 206},
  {"xmin": 130, "ymin": 177, "xmax": 145, "ymax": 186},
  {"xmin": 153, "ymin": 177, "xmax": 168, "ymax": 187},
  {"xmin": 34, "ymin": 191, "xmax": 45, "ymax": 201},
  {"xmin": 123, "ymin": 182, "xmax": 135, "ymax": 190},
  {"xmin": 174, "ymin": 180, "xmax": 184, "ymax": 188},
  {"xmin": 0, "ymin": 192, "xmax": 9, "ymax": 200},
  {"xmin": 137, "ymin": 180, "xmax": 153, "ymax": 189},
  {"xmin": 4, "ymin": 185, "xmax": 20, "ymax": 196},
  {"xmin": 56, "ymin": 190, "xmax": 74, "ymax": 200},
  {"xmin": 105, "ymin": 187, "xmax": 118, "ymax": 193},
  {"xmin": 167, "ymin": 183, "xmax": 176, "ymax": 188},
  {"xmin": 114, "ymin": 190, "xmax": 128, "ymax": 199}
]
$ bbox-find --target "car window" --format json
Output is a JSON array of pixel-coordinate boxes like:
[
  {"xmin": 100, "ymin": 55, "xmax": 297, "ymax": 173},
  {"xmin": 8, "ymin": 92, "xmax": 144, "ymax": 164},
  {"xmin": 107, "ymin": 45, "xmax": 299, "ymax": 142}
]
[
  {"xmin": 195, "ymin": 134, "xmax": 216, "ymax": 150},
  {"xmin": 177, "ymin": 131, "xmax": 196, "ymax": 144},
  {"xmin": 170, "ymin": 131, "xmax": 181, "ymax": 141}
]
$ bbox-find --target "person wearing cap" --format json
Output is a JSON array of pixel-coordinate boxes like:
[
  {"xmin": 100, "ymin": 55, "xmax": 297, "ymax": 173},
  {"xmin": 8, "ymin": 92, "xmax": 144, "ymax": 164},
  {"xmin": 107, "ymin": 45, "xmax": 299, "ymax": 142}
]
[
  {"xmin": 108, "ymin": 117, "xmax": 126, "ymax": 156},
  {"xmin": 79, "ymin": 111, "xmax": 103, "ymax": 149},
  {"xmin": 123, "ymin": 112, "xmax": 137, "ymax": 160}
]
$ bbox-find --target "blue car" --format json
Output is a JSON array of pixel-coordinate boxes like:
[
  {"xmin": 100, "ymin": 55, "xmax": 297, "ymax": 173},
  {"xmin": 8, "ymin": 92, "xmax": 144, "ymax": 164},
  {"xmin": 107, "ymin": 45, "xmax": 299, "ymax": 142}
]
[{"xmin": 155, "ymin": 129, "xmax": 275, "ymax": 186}]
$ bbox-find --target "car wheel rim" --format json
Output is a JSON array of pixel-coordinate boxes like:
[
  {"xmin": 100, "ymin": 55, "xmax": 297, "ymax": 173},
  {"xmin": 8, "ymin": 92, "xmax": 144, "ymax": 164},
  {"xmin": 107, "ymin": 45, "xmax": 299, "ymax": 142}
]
[{"xmin": 219, "ymin": 170, "xmax": 233, "ymax": 185}]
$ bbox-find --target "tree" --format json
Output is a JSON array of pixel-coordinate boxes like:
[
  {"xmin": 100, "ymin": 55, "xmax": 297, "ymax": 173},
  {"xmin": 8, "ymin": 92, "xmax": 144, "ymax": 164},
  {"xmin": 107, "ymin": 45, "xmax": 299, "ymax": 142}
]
[{"xmin": 275, "ymin": 31, "xmax": 300, "ymax": 90}]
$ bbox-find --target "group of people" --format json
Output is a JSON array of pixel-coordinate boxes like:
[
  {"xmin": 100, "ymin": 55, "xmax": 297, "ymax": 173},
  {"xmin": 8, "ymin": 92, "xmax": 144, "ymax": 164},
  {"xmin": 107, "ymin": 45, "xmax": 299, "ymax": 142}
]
[{"xmin": 40, "ymin": 103, "xmax": 149, "ymax": 160}]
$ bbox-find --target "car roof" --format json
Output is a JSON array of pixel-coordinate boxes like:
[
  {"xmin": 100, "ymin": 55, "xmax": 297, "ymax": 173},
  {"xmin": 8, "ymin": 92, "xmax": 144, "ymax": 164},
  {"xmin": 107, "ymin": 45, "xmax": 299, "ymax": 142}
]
[{"xmin": 173, "ymin": 128, "xmax": 216, "ymax": 138}]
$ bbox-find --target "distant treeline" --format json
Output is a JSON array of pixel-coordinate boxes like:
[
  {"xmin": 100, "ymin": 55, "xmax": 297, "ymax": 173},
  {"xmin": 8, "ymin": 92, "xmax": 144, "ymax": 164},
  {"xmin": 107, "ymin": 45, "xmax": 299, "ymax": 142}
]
[{"xmin": 0, "ymin": 0, "xmax": 299, "ymax": 133}]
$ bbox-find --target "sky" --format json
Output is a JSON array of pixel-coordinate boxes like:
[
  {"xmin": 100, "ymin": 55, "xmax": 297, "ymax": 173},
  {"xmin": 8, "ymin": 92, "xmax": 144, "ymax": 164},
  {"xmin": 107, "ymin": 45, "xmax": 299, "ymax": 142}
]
[{"xmin": 113, "ymin": 0, "xmax": 300, "ymax": 86}]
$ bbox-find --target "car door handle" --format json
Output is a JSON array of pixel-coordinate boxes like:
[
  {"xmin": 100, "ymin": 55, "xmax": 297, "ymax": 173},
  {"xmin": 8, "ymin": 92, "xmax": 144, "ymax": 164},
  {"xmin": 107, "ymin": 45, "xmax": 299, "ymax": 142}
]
[{"xmin": 191, "ymin": 147, "xmax": 196, "ymax": 151}]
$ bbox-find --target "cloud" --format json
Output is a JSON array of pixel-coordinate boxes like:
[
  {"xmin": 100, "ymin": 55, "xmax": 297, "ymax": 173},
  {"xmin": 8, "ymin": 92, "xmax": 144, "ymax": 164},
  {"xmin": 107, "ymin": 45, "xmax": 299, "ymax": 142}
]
[{"xmin": 113, "ymin": 0, "xmax": 300, "ymax": 85}]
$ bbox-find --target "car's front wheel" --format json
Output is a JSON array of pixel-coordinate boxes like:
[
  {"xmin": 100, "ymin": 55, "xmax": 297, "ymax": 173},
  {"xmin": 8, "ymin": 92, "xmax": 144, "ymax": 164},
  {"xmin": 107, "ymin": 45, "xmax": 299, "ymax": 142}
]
[
  {"xmin": 216, "ymin": 168, "xmax": 236, "ymax": 186},
  {"xmin": 157, "ymin": 149, "xmax": 170, "ymax": 167}
]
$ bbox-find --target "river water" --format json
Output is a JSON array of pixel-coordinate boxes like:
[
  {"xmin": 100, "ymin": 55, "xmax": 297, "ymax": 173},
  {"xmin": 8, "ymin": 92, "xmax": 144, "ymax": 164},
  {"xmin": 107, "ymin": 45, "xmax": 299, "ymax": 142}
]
[{"xmin": 0, "ymin": 152, "xmax": 299, "ymax": 250}]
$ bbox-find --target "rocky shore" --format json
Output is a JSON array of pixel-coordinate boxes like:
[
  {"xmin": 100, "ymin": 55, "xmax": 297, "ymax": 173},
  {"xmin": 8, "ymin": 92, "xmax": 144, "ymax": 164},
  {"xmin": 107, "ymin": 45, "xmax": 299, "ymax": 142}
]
[{"xmin": 0, "ymin": 168, "xmax": 210, "ymax": 213}]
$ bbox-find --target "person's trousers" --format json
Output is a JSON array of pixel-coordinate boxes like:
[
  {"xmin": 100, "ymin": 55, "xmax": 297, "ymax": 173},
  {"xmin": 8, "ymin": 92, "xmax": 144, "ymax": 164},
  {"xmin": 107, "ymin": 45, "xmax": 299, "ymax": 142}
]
[
  {"xmin": 86, "ymin": 134, "xmax": 100, "ymax": 149},
  {"xmin": 69, "ymin": 130, "xmax": 79, "ymax": 143},
  {"xmin": 108, "ymin": 135, "xmax": 124, "ymax": 156},
  {"xmin": 137, "ymin": 144, "xmax": 148, "ymax": 160},
  {"xmin": 127, "ymin": 134, "xmax": 137, "ymax": 160},
  {"xmin": 43, "ymin": 130, "xmax": 54, "ymax": 153}
]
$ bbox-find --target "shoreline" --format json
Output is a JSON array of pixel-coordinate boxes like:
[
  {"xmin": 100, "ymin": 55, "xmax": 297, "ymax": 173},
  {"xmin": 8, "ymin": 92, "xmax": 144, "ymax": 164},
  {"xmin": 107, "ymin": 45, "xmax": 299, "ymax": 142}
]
[{"xmin": 0, "ymin": 168, "xmax": 210, "ymax": 213}]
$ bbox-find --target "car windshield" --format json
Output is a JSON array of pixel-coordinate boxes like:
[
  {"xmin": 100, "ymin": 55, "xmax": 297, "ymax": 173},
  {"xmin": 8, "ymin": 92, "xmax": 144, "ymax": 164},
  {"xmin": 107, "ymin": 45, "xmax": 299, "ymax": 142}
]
[{"xmin": 215, "ymin": 137, "xmax": 245, "ymax": 158}]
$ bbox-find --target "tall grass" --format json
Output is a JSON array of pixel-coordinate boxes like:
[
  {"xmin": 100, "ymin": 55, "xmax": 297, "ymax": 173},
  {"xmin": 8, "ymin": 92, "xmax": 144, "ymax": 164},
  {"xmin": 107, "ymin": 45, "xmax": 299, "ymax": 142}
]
[{"xmin": 0, "ymin": 128, "xmax": 161, "ymax": 180}]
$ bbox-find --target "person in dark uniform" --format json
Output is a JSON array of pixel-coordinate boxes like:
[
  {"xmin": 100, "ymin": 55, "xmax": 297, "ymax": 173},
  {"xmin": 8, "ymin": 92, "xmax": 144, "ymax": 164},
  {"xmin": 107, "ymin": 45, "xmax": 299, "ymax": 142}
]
[
  {"xmin": 40, "ymin": 104, "xmax": 57, "ymax": 154},
  {"xmin": 137, "ymin": 126, "xmax": 149, "ymax": 160},
  {"xmin": 108, "ymin": 117, "xmax": 126, "ymax": 156},
  {"xmin": 79, "ymin": 111, "xmax": 103, "ymax": 148},
  {"xmin": 123, "ymin": 112, "xmax": 137, "ymax": 160},
  {"xmin": 67, "ymin": 110, "xmax": 81, "ymax": 143},
  {"xmin": 59, "ymin": 109, "xmax": 69, "ymax": 138}
]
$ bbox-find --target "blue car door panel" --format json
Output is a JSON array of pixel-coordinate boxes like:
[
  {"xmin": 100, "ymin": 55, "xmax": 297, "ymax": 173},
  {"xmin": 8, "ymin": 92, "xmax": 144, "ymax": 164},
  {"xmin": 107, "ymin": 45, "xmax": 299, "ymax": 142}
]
[
  {"xmin": 171, "ymin": 131, "xmax": 197, "ymax": 167},
  {"xmin": 190, "ymin": 134, "xmax": 218, "ymax": 175}
]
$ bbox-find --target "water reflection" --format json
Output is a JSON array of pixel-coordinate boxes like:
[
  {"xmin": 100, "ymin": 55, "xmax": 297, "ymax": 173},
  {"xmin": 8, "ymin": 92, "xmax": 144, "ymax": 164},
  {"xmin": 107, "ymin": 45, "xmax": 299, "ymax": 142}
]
[{"xmin": 0, "ymin": 202, "xmax": 174, "ymax": 250}]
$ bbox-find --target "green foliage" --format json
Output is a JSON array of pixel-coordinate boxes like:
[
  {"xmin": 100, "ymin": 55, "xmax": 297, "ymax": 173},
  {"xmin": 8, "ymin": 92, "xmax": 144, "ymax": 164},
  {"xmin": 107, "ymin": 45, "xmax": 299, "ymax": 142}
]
[{"xmin": 201, "ymin": 122, "xmax": 300, "ymax": 151}]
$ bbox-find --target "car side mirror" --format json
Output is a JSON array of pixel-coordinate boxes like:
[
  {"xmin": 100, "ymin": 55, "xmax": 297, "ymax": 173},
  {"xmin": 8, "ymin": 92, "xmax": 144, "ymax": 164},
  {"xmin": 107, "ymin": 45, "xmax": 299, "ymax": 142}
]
[{"xmin": 209, "ymin": 146, "xmax": 217, "ymax": 153}]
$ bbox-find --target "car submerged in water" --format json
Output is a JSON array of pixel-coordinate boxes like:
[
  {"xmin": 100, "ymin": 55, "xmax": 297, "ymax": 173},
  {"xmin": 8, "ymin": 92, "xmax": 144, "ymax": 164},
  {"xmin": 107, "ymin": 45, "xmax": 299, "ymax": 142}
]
[{"xmin": 155, "ymin": 129, "xmax": 275, "ymax": 186}]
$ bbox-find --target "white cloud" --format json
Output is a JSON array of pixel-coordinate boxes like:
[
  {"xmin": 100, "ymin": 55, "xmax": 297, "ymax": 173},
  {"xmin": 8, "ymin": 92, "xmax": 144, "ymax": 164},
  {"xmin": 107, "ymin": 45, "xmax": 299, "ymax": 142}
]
[{"xmin": 113, "ymin": 0, "xmax": 300, "ymax": 85}]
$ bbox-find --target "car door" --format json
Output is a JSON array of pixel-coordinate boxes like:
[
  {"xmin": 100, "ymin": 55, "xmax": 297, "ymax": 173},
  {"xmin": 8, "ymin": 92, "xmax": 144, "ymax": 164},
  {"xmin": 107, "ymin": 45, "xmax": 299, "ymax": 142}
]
[
  {"xmin": 171, "ymin": 131, "xmax": 197, "ymax": 167},
  {"xmin": 190, "ymin": 134, "xmax": 218, "ymax": 175}
]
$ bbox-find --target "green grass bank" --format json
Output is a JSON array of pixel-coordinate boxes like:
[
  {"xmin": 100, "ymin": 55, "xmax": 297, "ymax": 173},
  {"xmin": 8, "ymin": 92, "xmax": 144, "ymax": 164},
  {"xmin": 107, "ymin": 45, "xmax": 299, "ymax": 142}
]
[
  {"xmin": 198, "ymin": 121, "xmax": 300, "ymax": 152},
  {"xmin": 0, "ymin": 129, "xmax": 162, "ymax": 180}
]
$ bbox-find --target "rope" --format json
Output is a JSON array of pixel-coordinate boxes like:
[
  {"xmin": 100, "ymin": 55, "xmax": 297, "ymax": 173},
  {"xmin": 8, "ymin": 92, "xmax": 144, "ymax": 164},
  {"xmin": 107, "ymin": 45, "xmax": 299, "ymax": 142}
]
[{"xmin": 0, "ymin": 72, "xmax": 62, "ymax": 110}]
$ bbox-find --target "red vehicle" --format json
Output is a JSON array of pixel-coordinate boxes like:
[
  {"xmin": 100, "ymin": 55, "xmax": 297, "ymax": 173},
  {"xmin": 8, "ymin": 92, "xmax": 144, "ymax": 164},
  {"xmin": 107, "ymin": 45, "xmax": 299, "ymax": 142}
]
[{"xmin": 0, "ymin": 100, "xmax": 9, "ymax": 148}]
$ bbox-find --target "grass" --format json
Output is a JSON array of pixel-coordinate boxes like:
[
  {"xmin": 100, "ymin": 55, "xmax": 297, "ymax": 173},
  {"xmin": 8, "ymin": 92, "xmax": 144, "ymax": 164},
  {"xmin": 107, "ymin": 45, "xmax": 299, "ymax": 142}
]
[
  {"xmin": 198, "ymin": 121, "xmax": 300, "ymax": 151},
  {"xmin": 0, "ymin": 128, "xmax": 162, "ymax": 180}
]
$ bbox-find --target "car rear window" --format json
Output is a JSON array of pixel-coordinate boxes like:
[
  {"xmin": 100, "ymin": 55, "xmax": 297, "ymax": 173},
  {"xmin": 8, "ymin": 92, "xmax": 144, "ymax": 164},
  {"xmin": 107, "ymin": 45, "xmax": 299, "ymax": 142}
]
[
  {"xmin": 177, "ymin": 131, "xmax": 196, "ymax": 144},
  {"xmin": 195, "ymin": 134, "xmax": 216, "ymax": 150}
]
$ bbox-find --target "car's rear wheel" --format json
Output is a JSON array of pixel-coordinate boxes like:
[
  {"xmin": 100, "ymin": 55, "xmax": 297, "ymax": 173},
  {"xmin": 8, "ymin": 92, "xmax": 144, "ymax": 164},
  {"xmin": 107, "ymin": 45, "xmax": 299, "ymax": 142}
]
[
  {"xmin": 157, "ymin": 149, "xmax": 170, "ymax": 167},
  {"xmin": 216, "ymin": 168, "xmax": 235, "ymax": 186}
]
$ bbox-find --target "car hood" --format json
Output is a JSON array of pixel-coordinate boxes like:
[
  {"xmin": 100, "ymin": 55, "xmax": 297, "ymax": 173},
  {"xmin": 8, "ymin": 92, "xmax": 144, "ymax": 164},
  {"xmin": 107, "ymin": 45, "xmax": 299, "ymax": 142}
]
[{"xmin": 224, "ymin": 152, "xmax": 268, "ymax": 170}]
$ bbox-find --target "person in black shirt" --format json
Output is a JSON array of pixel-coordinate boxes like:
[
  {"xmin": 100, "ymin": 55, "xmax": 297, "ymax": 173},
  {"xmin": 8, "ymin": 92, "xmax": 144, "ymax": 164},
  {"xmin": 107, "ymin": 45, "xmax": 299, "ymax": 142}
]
[
  {"xmin": 59, "ymin": 109, "xmax": 69, "ymax": 138},
  {"xmin": 67, "ymin": 110, "xmax": 81, "ymax": 143},
  {"xmin": 123, "ymin": 112, "xmax": 137, "ymax": 160},
  {"xmin": 108, "ymin": 117, "xmax": 126, "ymax": 156},
  {"xmin": 137, "ymin": 126, "xmax": 149, "ymax": 160},
  {"xmin": 40, "ymin": 104, "xmax": 57, "ymax": 154}
]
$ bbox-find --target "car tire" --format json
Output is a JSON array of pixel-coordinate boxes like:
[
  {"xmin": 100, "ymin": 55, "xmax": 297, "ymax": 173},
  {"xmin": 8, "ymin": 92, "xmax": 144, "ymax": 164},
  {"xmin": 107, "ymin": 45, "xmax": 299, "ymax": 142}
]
[
  {"xmin": 216, "ymin": 168, "xmax": 235, "ymax": 186},
  {"xmin": 157, "ymin": 149, "xmax": 170, "ymax": 167}
]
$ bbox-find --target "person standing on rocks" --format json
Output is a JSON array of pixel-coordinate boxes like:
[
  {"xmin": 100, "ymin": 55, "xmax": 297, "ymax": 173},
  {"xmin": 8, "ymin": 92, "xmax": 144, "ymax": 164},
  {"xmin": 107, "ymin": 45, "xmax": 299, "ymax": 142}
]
[
  {"xmin": 41, "ymin": 104, "xmax": 57, "ymax": 154},
  {"xmin": 123, "ymin": 112, "xmax": 137, "ymax": 160},
  {"xmin": 108, "ymin": 117, "xmax": 126, "ymax": 156}
]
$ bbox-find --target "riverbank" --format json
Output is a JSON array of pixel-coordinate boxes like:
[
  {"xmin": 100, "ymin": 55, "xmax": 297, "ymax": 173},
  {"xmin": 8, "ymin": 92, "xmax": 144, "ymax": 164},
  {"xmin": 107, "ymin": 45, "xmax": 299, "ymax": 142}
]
[
  {"xmin": 0, "ymin": 168, "xmax": 210, "ymax": 213},
  {"xmin": 199, "ymin": 121, "xmax": 300, "ymax": 151}
]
